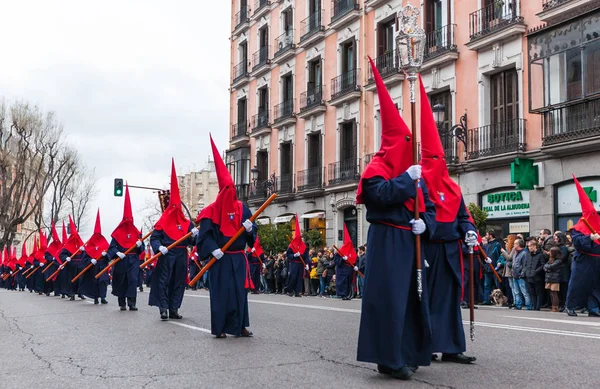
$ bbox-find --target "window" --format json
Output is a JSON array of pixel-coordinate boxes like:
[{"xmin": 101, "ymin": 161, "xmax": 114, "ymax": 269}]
[
  {"xmin": 429, "ymin": 90, "xmax": 453, "ymax": 157},
  {"xmin": 256, "ymin": 150, "xmax": 268, "ymax": 182},
  {"xmin": 258, "ymin": 87, "xmax": 268, "ymax": 113},
  {"xmin": 282, "ymin": 7, "xmax": 293, "ymax": 32},
  {"xmin": 376, "ymin": 18, "xmax": 395, "ymax": 57},
  {"xmin": 308, "ymin": 0, "xmax": 320, "ymax": 15},
  {"xmin": 282, "ymin": 73, "xmax": 293, "ymax": 102},
  {"xmin": 340, "ymin": 120, "xmax": 357, "ymax": 161},
  {"xmin": 425, "ymin": 0, "xmax": 444, "ymax": 33},
  {"xmin": 280, "ymin": 142, "xmax": 293, "ymax": 191},
  {"xmin": 304, "ymin": 217, "xmax": 325, "ymax": 242},
  {"xmin": 491, "ymin": 69, "xmax": 519, "ymax": 125},
  {"xmin": 237, "ymin": 97, "xmax": 247, "ymax": 126},
  {"xmin": 341, "ymin": 40, "xmax": 355, "ymax": 74},
  {"xmin": 308, "ymin": 58, "xmax": 322, "ymax": 91},
  {"xmin": 307, "ymin": 133, "xmax": 321, "ymax": 169},
  {"xmin": 226, "ymin": 147, "xmax": 250, "ymax": 185},
  {"xmin": 585, "ymin": 40, "xmax": 600, "ymax": 96}
]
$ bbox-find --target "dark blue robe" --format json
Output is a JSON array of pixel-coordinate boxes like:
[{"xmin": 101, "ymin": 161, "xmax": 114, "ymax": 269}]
[
  {"xmin": 25, "ymin": 262, "xmax": 35, "ymax": 291},
  {"xmin": 58, "ymin": 249, "xmax": 83, "ymax": 297},
  {"xmin": 334, "ymin": 253, "xmax": 354, "ymax": 298},
  {"xmin": 196, "ymin": 204, "xmax": 256, "ymax": 336},
  {"xmin": 424, "ymin": 200, "xmax": 475, "ymax": 355},
  {"xmin": 33, "ymin": 258, "xmax": 46, "ymax": 293},
  {"xmin": 357, "ymin": 173, "xmax": 437, "ymax": 369},
  {"xmin": 149, "ymin": 227, "xmax": 194, "ymax": 310},
  {"xmin": 107, "ymin": 239, "xmax": 142, "ymax": 299},
  {"xmin": 43, "ymin": 253, "xmax": 59, "ymax": 294},
  {"xmin": 16, "ymin": 265, "xmax": 26, "ymax": 290},
  {"xmin": 189, "ymin": 256, "xmax": 201, "ymax": 288},
  {"xmin": 248, "ymin": 252, "xmax": 263, "ymax": 291},
  {"xmin": 566, "ymin": 230, "xmax": 600, "ymax": 312},
  {"xmin": 79, "ymin": 252, "xmax": 109, "ymax": 299},
  {"xmin": 285, "ymin": 247, "xmax": 308, "ymax": 296}
]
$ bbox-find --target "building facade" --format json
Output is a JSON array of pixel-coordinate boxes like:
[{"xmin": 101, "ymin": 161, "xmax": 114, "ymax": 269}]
[
  {"xmin": 178, "ymin": 160, "xmax": 220, "ymax": 218},
  {"xmin": 227, "ymin": 0, "xmax": 600, "ymax": 245}
]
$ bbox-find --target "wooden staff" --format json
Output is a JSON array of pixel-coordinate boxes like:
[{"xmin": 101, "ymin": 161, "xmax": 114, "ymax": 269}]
[
  {"xmin": 3, "ymin": 268, "xmax": 21, "ymax": 280},
  {"xmin": 21, "ymin": 266, "xmax": 33, "ymax": 277},
  {"xmin": 95, "ymin": 231, "xmax": 153, "ymax": 279},
  {"xmin": 140, "ymin": 228, "xmax": 196, "ymax": 269},
  {"xmin": 476, "ymin": 246, "xmax": 502, "ymax": 283},
  {"xmin": 332, "ymin": 245, "xmax": 364, "ymax": 278},
  {"xmin": 468, "ymin": 245, "xmax": 475, "ymax": 342},
  {"xmin": 187, "ymin": 193, "xmax": 277, "ymax": 288},
  {"xmin": 286, "ymin": 235, "xmax": 307, "ymax": 268},
  {"xmin": 26, "ymin": 266, "xmax": 40, "ymax": 279},
  {"xmin": 581, "ymin": 217, "xmax": 599, "ymax": 237},
  {"xmin": 71, "ymin": 253, "xmax": 108, "ymax": 283}
]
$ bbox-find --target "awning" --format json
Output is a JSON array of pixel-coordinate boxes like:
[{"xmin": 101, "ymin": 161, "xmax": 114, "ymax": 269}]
[
  {"xmin": 300, "ymin": 211, "xmax": 325, "ymax": 219},
  {"xmin": 255, "ymin": 217, "xmax": 271, "ymax": 225},
  {"xmin": 274, "ymin": 215, "xmax": 295, "ymax": 223}
]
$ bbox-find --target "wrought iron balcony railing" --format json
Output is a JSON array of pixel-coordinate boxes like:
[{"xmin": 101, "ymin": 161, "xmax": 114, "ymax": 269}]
[
  {"xmin": 467, "ymin": 118, "xmax": 526, "ymax": 159},
  {"xmin": 274, "ymin": 30, "xmax": 295, "ymax": 57},
  {"xmin": 251, "ymin": 110, "xmax": 270, "ymax": 131},
  {"xmin": 542, "ymin": 98, "xmax": 600, "ymax": 146},
  {"xmin": 297, "ymin": 167, "xmax": 323, "ymax": 191},
  {"xmin": 542, "ymin": 0, "xmax": 571, "ymax": 11},
  {"xmin": 273, "ymin": 99, "xmax": 295, "ymax": 123},
  {"xmin": 235, "ymin": 183, "xmax": 250, "ymax": 202},
  {"xmin": 331, "ymin": 68, "xmax": 360, "ymax": 100},
  {"xmin": 234, "ymin": 6, "xmax": 249, "ymax": 28},
  {"xmin": 232, "ymin": 59, "xmax": 249, "ymax": 82},
  {"xmin": 277, "ymin": 173, "xmax": 294, "ymax": 194},
  {"xmin": 231, "ymin": 121, "xmax": 248, "ymax": 140},
  {"xmin": 300, "ymin": 85, "xmax": 324, "ymax": 111},
  {"xmin": 469, "ymin": 0, "xmax": 523, "ymax": 40},
  {"xmin": 328, "ymin": 158, "xmax": 360, "ymax": 186},
  {"xmin": 367, "ymin": 49, "xmax": 399, "ymax": 82},
  {"xmin": 300, "ymin": 10, "xmax": 325, "ymax": 41},
  {"xmin": 424, "ymin": 24, "xmax": 457, "ymax": 62},
  {"xmin": 331, "ymin": 0, "xmax": 359, "ymax": 22},
  {"xmin": 254, "ymin": 0, "xmax": 270, "ymax": 15},
  {"xmin": 252, "ymin": 46, "xmax": 270, "ymax": 70}
]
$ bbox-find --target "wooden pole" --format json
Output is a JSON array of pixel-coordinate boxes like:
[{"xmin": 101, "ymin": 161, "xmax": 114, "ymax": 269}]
[
  {"xmin": 187, "ymin": 193, "xmax": 277, "ymax": 288},
  {"xmin": 95, "ymin": 230, "xmax": 153, "ymax": 279},
  {"xmin": 332, "ymin": 244, "xmax": 364, "ymax": 278},
  {"xmin": 140, "ymin": 229, "xmax": 196, "ymax": 269},
  {"xmin": 26, "ymin": 267, "xmax": 39, "ymax": 279},
  {"xmin": 476, "ymin": 247, "xmax": 502, "ymax": 283},
  {"xmin": 469, "ymin": 246, "xmax": 475, "ymax": 342}
]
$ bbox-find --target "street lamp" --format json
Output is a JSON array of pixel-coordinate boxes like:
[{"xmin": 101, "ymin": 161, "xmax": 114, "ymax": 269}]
[
  {"xmin": 432, "ymin": 103, "xmax": 468, "ymax": 150},
  {"xmin": 396, "ymin": 4, "xmax": 426, "ymax": 302},
  {"xmin": 432, "ymin": 103, "xmax": 445, "ymax": 124},
  {"xmin": 250, "ymin": 166, "xmax": 259, "ymax": 185}
]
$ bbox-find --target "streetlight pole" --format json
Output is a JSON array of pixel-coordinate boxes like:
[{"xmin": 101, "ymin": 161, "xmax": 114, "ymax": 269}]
[{"xmin": 396, "ymin": 4, "xmax": 426, "ymax": 302}]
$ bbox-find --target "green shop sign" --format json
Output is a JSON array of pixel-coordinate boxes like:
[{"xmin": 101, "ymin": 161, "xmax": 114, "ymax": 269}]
[{"xmin": 482, "ymin": 190, "xmax": 530, "ymax": 219}]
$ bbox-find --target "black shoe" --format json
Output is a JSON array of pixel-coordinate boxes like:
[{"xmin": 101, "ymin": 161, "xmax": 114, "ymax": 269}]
[
  {"xmin": 129, "ymin": 305, "xmax": 138, "ymax": 311},
  {"xmin": 589, "ymin": 311, "xmax": 600, "ymax": 317},
  {"xmin": 79, "ymin": 295, "xmax": 86, "ymax": 300},
  {"xmin": 120, "ymin": 306, "xmax": 127, "ymax": 311},
  {"xmin": 391, "ymin": 366, "xmax": 413, "ymax": 380},
  {"xmin": 240, "ymin": 328, "xmax": 253, "ymax": 337},
  {"xmin": 160, "ymin": 309, "xmax": 168, "ymax": 320},
  {"xmin": 377, "ymin": 365, "xmax": 392, "ymax": 375},
  {"xmin": 94, "ymin": 298, "xmax": 99, "ymax": 305},
  {"xmin": 566, "ymin": 309, "xmax": 578, "ymax": 317},
  {"xmin": 168, "ymin": 310, "xmax": 182, "ymax": 319},
  {"xmin": 69, "ymin": 296, "xmax": 75, "ymax": 301},
  {"xmin": 101, "ymin": 299, "xmax": 108, "ymax": 304},
  {"xmin": 46, "ymin": 293, "xmax": 50, "ymax": 296},
  {"xmin": 61, "ymin": 295, "xmax": 65, "ymax": 299},
  {"xmin": 139, "ymin": 287, "xmax": 143, "ymax": 292},
  {"xmin": 442, "ymin": 353, "xmax": 476, "ymax": 364}
]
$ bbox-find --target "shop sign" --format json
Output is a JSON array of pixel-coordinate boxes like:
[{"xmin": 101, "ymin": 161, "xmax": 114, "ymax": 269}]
[
  {"xmin": 481, "ymin": 190, "xmax": 530, "ymax": 219},
  {"xmin": 557, "ymin": 179, "xmax": 600, "ymax": 215},
  {"xmin": 509, "ymin": 222, "xmax": 530, "ymax": 234}
]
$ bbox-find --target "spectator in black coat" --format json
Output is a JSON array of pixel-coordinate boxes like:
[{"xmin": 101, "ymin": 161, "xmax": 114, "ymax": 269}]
[{"xmin": 525, "ymin": 239, "xmax": 547, "ymax": 310}]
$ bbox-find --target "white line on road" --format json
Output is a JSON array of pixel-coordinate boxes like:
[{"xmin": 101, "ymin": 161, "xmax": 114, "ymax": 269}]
[
  {"xmin": 469, "ymin": 321, "xmax": 600, "ymax": 340},
  {"xmin": 168, "ymin": 321, "xmax": 212, "ymax": 334},
  {"xmin": 185, "ymin": 293, "xmax": 362, "ymax": 314},
  {"xmin": 503, "ymin": 315, "xmax": 600, "ymax": 327}
]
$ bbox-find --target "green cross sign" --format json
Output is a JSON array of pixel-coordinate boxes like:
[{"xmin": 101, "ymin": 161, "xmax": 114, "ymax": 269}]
[
  {"xmin": 510, "ymin": 158, "xmax": 538, "ymax": 190},
  {"xmin": 583, "ymin": 186, "xmax": 597, "ymax": 203}
]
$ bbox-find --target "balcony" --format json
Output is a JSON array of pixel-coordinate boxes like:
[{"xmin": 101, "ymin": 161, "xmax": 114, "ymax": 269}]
[
  {"xmin": 273, "ymin": 30, "xmax": 296, "ymax": 64},
  {"xmin": 272, "ymin": 99, "xmax": 296, "ymax": 127},
  {"xmin": 251, "ymin": 110, "xmax": 271, "ymax": 137},
  {"xmin": 235, "ymin": 184, "xmax": 250, "ymax": 203},
  {"xmin": 327, "ymin": 158, "xmax": 361, "ymax": 189},
  {"xmin": 248, "ymin": 176, "xmax": 276, "ymax": 204},
  {"xmin": 538, "ymin": 0, "xmax": 594, "ymax": 22},
  {"xmin": 466, "ymin": 0, "xmax": 526, "ymax": 51},
  {"xmin": 276, "ymin": 173, "xmax": 295, "ymax": 200},
  {"xmin": 541, "ymin": 98, "xmax": 600, "ymax": 155},
  {"xmin": 299, "ymin": 10, "xmax": 326, "ymax": 48},
  {"xmin": 329, "ymin": 0, "xmax": 360, "ymax": 31},
  {"xmin": 365, "ymin": 49, "xmax": 403, "ymax": 91},
  {"xmin": 297, "ymin": 167, "xmax": 324, "ymax": 194},
  {"xmin": 298, "ymin": 85, "xmax": 326, "ymax": 118},
  {"xmin": 252, "ymin": 0, "xmax": 271, "ymax": 20},
  {"xmin": 364, "ymin": 0, "xmax": 388, "ymax": 11},
  {"xmin": 422, "ymin": 24, "xmax": 458, "ymax": 72},
  {"xmin": 233, "ymin": 6, "xmax": 250, "ymax": 36},
  {"xmin": 250, "ymin": 46, "xmax": 271, "ymax": 78},
  {"xmin": 467, "ymin": 118, "xmax": 526, "ymax": 165},
  {"xmin": 231, "ymin": 59, "xmax": 250, "ymax": 90},
  {"xmin": 329, "ymin": 68, "xmax": 361, "ymax": 106},
  {"xmin": 231, "ymin": 121, "xmax": 250, "ymax": 147}
]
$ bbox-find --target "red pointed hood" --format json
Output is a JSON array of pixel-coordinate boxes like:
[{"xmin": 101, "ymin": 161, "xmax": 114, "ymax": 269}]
[
  {"xmin": 84, "ymin": 209, "xmax": 109, "ymax": 258},
  {"xmin": 418, "ymin": 75, "xmax": 462, "ymax": 222},
  {"xmin": 357, "ymin": 57, "xmax": 424, "ymax": 212},
  {"xmin": 112, "ymin": 184, "xmax": 141, "ymax": 248},
  {"xmin": 46, "ymin": 221, "xmax": 62, "ymax": 258},
  {"xmin": 155, "ymin": 159, "xmax": 190, "ymax": 240},
  {"xmin": 5, "ymin": 247, "xmax": 15, "ymax": 270},
  {"xmin": 572, "ymin": 175, "xmax": 600, "ymax": 235},
  {"xmin": 338, "ymin": 224, "xmax": 357, "ymax": 266},
  {"xmin": 62, "ymin": 215, "xmax": 84, "ymax": 255},
  {"xmin": 34, "ymin": 231, "xmax": 48, "ymax": 263},
  {"xmin": 288, "ymin": 215, "xmax": 307, "ymax": 254},
  {"xmin": 18, "ymin": 241, "xmax": 28, "ymax": 267},
  {"xmin": 61, "ymin": 221, "xmax": 68, "ymax": 243},
  {"xmin": 197, "ymin": 135, "xmax": 243, "ymax": 237},
  {"xmin": 247, "ymin": 235, "xmax": 264, "ymax": 257}
]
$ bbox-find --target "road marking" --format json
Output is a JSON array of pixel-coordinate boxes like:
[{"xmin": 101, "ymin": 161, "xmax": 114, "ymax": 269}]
[
  {"xmin": 503, "ymin": 316, "xmax": 600, "ymax": 327},
  {"xmin": 168, "ymin": 321, "xmax": 212, "ymax": 334},
  {"xmin": 468, "ymin": 321, "xmax": 600, "ymax": 340},
  {"xmin": 185, "ymin": 294, "xmax": 362, "ymax": 314}
]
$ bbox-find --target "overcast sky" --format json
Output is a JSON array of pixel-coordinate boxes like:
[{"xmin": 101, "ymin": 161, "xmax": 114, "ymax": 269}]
[{"xmin": 0, "ymin": 0, "xmax": 231, "ymax": 237}]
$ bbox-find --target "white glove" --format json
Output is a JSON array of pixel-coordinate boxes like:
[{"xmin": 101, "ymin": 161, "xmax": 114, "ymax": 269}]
[
  {"xmin": 39, "ymin": 262, "xmax": 44, "ymax": 267},
  {"xmin": 212, "ymin": 248, "xmax": 224, "ymax": 260},
  {"xmin": 465, "ymin": 231, "xmax": 478, "ymax": 246},
  {"xmin": 251, "ymin": 247, "xmax": 256, "ymax": 253},
  {"xmin": 294, "ymin": 252, "xmax": 301, "ymax": 257},
  {"xmin": 194, "ymin": 252, "xmax": 198, "ymax": 257},
  {"xmin": 343, "ymin": 256, "xmax": 348, "ymax": 261},
  {"xmin": 191, "ymin": 227, "xmax": 199, "ymax": 237},
  {"xmin": 410, "ymin": 218, "xmax": 426, "ymax": 235},
  {"xmin": 243, "ymin": 219, "xmax": 253, "ymax": 232},
  {"xmin": 101, "ymin": 251, "xmax": 107, "ymax": 257},
  {"xmin": 80, "ymin": 246, "xmax": 86, "ymax": 252},
  {"xmin": 591, "ymin": 233, "xmax": 600, "ymax": 241},
  {"xmin": 91, "ymin": 259, "xmax": 97, "ymax": 265},
  {"xmin": 486, "ymin": 257, "xmax": 492, "ymax": 264},
  {"xmin": 159, "ymin": 246, "xmax": 168, "ymax": 255},
  {"xmin": 406, "ymin": 165, "xmax": 422, "ymax": 180},
  {"xmin": 136, "ymin": 240, "xmax": 143, "ymax": 248},
  {"xmin": 66, "ymin": 257, "xmax": 71, "ymax": 262},
  {"xmin": 116, "ymin": 252, "xmax": 126, "ymax": 259},
  {"xmin": 305, "ymin": 265, "xmax": 309, "ymax": 271},
  {"xmin": 353, "ymin": 266, "xmax": 358, "ymax": 271},
  {"xmin": 9, "ymin": 271, "xmax": 13, "ymax": 275},
  {"xmin": 262, "ymin": 263, "xmax": 266, "ymax": 269},
  {"xmin": 30, "ymin": 265, "xmax": 34, "ymax": 269}
]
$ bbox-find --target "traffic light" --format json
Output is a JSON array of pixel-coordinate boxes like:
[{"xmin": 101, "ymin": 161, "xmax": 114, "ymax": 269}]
[{"xmin": 114, "ymin": 178, "xmax": 124, "ymax": 197}]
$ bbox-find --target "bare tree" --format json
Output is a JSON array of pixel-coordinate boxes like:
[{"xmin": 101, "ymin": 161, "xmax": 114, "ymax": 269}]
[
  {"xmin": 0, "ymin": 100, "xmax": 70, "ymax": 249},
  {"xmin": 44, "ymin": 148, "xmax": 78, "ymax": 226},
  {"xmin": 66, "ymin": 165, "xmax": 97, "ymax": 229},
  {"xmin": 138, "ymin": 197, "xmax": 162, "ymax": 234}
]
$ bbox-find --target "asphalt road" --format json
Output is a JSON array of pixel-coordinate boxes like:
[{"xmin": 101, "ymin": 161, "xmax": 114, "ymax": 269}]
[{"xmin": 1, "ymin": 288, "xmax": 599, "ymax": 389}]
